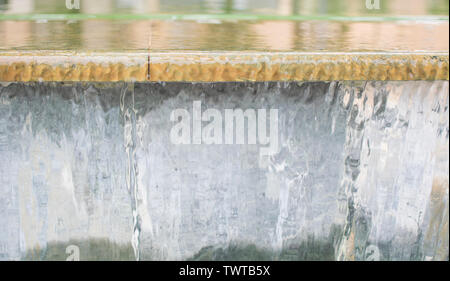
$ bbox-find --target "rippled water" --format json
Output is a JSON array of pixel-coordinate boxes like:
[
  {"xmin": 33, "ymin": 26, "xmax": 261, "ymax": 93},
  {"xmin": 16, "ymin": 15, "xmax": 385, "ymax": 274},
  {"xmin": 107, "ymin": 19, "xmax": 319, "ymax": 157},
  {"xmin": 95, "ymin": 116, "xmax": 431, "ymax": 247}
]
[
  {"xmin": 0, "ymin": 81, "xmax": 448, "ymax": 260},
  {"xmin": 0, "ymin": 19, "xmax": 448, "ymax": 52}
]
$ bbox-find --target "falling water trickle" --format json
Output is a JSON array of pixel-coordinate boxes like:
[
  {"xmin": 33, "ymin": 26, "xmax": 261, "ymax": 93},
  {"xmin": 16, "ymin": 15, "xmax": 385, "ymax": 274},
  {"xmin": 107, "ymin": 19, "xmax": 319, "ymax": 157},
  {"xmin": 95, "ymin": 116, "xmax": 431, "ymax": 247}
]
[{"xmin": 121, "ymin": 83, "xmax": 142, "ymax": 261}]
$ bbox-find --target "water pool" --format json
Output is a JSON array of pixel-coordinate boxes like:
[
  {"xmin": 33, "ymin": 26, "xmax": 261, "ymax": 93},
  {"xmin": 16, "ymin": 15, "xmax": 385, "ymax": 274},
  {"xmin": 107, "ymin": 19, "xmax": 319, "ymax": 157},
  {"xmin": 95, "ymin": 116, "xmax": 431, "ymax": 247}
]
[{"xmin": 0, "ymin": 0, "xmax": 448, "ymax": 261}]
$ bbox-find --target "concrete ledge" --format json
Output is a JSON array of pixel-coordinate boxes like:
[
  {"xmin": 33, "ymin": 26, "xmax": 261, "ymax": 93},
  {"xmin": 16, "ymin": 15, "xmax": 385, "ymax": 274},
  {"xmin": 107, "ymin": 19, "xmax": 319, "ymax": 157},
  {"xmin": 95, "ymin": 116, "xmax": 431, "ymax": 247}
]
[
  {"xmin": 0, "ymin": 51, "xmax": 448, "ymax": 82},
  {"xmin": 0, "ymin": 51, "xmax": 148, "ymax": 82}
]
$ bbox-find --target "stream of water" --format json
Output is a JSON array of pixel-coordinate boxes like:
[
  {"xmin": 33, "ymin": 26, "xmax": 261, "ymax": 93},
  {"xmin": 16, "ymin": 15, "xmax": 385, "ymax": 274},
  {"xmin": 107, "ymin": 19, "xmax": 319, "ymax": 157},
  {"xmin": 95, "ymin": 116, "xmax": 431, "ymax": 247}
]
[{"xmin": 0, "ymin": 81, "xmax": 448, "ymax": 260}]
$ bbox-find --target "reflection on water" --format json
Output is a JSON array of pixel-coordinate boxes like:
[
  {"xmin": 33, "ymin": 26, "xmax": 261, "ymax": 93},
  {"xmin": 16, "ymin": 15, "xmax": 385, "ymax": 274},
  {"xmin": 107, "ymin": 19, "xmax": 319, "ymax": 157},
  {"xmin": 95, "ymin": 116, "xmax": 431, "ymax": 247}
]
[
  {"xmin": 1, "ymin": 0, "xmax": 448, "ymax": 52},
  {"xmin": 0, "ymin": 0, "xmax": 448, "ymax": 16},
  {"xmin": 0, "ymin": 19, "xmax": 448, "ymax": 52},
  {"xmin": 149, "ymin": 19, "xmax": 448, "ymax": 52}
]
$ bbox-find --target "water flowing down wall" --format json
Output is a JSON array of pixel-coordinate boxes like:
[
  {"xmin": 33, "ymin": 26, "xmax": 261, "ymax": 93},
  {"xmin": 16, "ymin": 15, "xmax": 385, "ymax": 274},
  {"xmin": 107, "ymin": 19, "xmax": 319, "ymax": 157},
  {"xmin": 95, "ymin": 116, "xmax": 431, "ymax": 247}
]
[{"xmin": 0, "ymin": 81, "xmax": 448, "ymax": 261}]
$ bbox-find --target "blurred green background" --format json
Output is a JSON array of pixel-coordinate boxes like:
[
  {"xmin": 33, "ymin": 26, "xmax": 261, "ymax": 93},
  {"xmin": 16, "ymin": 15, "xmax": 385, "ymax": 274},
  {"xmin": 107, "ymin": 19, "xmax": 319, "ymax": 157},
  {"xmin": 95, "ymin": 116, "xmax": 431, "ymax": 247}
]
[
  {"xmin": 0, "ymin": 0, "xmax": 448, "ymax": 52},
  {"xmin": 0, "ymin": 0, "xmax": 448, "ymax": 17}
]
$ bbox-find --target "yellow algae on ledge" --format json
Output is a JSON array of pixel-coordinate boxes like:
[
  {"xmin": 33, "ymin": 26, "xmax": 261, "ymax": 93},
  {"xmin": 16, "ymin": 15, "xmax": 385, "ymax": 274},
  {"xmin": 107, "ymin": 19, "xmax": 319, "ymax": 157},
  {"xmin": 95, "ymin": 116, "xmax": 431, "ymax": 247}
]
[
  {"xmin": 0, "ymin": 52, "xmax": 448, "ymax": 82},
  {"xmin": 0, "ymin": 62, "xmax": 148, "ymax": 82}
]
